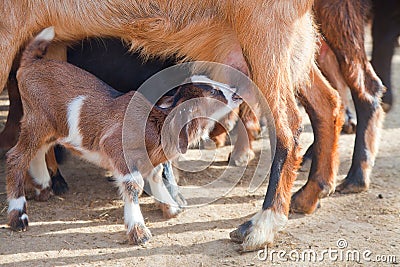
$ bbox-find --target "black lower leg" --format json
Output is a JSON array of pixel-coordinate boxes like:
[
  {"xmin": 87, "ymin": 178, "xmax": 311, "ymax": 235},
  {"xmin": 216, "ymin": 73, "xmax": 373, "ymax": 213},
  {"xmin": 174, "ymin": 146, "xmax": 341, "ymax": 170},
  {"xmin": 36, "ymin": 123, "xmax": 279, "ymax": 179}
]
[
  {"xmin": 51, "ymin": 169, "xmax": 69, "ymax": 195},
  {"xmin": 230, "ymin": 139, "xmax": 288, "ymax": 243},
  {"xmin": 337, "ymin": 93, "xmax": 379, "ymax": 193}
]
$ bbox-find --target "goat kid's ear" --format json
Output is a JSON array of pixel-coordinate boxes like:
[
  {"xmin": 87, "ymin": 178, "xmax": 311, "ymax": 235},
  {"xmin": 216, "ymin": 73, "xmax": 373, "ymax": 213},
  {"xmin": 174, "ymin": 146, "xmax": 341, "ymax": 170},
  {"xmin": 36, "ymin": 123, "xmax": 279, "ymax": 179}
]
[
  {"xmin": 178, "ymin": 123, "xmax": 189, "ymax": 154},
  {"xmin": 172, "ymin": 86, "xmax": 184, "ymax": 107},
  {"xmin": 174, "ymin": 107, "xmax": 189, "ymax": 154}
]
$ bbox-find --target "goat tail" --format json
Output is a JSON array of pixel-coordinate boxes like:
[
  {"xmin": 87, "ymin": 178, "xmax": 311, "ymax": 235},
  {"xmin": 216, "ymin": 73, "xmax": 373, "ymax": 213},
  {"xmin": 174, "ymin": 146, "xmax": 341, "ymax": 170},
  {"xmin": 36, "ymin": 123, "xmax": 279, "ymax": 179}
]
[{"xmin": 20, "ymin": 26, "xmax": 55, "ymax": 67}]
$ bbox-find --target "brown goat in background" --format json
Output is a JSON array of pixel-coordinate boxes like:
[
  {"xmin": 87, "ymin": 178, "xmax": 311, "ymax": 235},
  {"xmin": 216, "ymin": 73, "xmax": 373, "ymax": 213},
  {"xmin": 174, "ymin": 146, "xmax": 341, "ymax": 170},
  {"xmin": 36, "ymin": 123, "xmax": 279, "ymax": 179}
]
[{"xmin": 314, "ymin": 0, "xmax": 385, "ymax": 193}]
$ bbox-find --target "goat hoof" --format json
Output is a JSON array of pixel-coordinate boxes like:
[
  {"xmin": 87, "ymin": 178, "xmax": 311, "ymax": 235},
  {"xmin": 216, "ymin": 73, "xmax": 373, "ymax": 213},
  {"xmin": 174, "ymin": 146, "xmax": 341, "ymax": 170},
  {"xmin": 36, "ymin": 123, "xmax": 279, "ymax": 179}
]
[
  {"xmin": 173, "ymin": 192, "xmax": 187, "ymax": 208},
  {"xmin": 51, "ymin": 170, "xmax": 69, "ymax": 195},
  {"xmin": 228, "ymin": 149, "xmax": 255, "ymax": 166},
  {"xmin": 211, "ymin": 135, "xmax": 227, "ymax": 148},
  {"xmin": 290, "ymin": 180, "xmax": 333, "ymax": 214},
  {"xmin": 381, "ymin": 102, "xmax": 392, "ymax": 113},
  {"xmin": 381, "ymin": 90, "xmax": 392, "ymax": 113},
  {"xmin": 8, "ymin": 210, "xmax": 29, "ymax": 232},
  {"xmin": 201, "ymin": 138, "xmax": 218, "ymax": 150},
  {"xmin": 336, "ymin": 179, "xmax": 368, "ymax": 194},
  {"xmin": 127, "ymin": 224, "xmax": 152, "ymax": 245},
  {"xmin": 336, "ymin": 166, "xmax": 369, "ymax": 194},
  {"xmin": 34, "ymin": 187, "xmax": 52, "ymax": 202},
  {"xmin": 230, "ymin": 220, "xmax": 272, "ymax": 252},
  {"xmin": 342, "ymin": 119, "xmax": 356, "ymax": 134},
  {"xmin": 159, "ymin": 203, "xmax": 183, "ymax": 219},
  {"xmin": 290, "ymin": 190, "xmax": 319, "ymax": 214},
  {"xmin": 342, "ymin": 107, "xmax": 357, "ymax": 134},
  {"xmin": 231, "ymin": 210, "xmax": 287, "ymax": 252},
  {"xmin": 230, "ymin": 220, "xmax": 251, "ymax": 244}
]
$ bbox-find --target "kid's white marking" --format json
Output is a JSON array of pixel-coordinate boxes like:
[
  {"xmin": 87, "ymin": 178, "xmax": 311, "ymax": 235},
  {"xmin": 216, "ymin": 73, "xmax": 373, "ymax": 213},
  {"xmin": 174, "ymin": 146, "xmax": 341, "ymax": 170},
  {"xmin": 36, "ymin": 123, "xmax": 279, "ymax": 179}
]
[
  {"xmin": 63, "ymin": 96, "xmax": 86, "ymax": 147},
  {"xmin": 7, "ymin": 196, "xmax": 27, "ymax": 213},
  {"xmin": 148, "ymin": 165, "xmax": 179, "ymax": 207},
  {"xmin": 190, "ymin": 75, "xmax": 242, "ymax": 120},
  {"xmin": 190, "ymin": 75, "xmax": 231, "ymax": 90},
  {"xmin": 20, "ymin": 214, "xmax": 29, "ymax": 221},
  {"xmin": 80, "ymin": 150, "xmax": 105, "ymax": 166},
  {"xmin": 35, "ymin": 26, "xmax": 55, "ymax": 42},
  {"xmin": 116, "ymin": 172, "xmax": 146, "ymax": 230},
  {"xmin": 124, "ymin": 199, "xmax": 145, "ymax": 230},
  {"xmin": 99, "ymin": 123, "xmax": 120, "ymax": 146},
  {"xmin": 29, "ymin": 144, "xmax": 52, "ymax": 189}
]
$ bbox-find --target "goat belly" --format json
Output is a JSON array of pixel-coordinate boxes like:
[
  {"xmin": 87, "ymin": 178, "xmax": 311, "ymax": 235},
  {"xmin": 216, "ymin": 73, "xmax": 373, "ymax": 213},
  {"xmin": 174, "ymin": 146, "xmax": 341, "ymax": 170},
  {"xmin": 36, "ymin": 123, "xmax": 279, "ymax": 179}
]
[{"xmin": 58, "ymin": 142, "xmax": 111, "ymax": 170}]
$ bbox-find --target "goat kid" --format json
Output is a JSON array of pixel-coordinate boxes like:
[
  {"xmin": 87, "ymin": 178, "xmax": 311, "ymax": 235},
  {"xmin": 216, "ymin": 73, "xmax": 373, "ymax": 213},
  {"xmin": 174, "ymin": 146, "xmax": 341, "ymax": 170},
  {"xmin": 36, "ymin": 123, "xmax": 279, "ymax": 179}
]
[{"xmin": 7, "ymin": 27, "xmax": 242, "ymax": 244}]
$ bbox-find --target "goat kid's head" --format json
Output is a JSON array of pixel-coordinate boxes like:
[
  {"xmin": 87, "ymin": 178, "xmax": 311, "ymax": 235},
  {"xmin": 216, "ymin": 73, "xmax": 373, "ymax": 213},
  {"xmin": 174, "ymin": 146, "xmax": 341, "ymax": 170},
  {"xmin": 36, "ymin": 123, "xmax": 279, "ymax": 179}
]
[{"xmin": 166, "ymin": 75, "xmax": 243, "ymax": 154}]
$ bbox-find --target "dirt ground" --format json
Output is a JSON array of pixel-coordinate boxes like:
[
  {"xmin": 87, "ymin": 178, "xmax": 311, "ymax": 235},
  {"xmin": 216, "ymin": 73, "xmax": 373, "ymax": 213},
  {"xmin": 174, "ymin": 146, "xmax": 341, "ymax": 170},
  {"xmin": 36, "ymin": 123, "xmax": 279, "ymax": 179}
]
[{"xmin": 0, "ymin": 37, "xmax": 399, "ymax": 266}]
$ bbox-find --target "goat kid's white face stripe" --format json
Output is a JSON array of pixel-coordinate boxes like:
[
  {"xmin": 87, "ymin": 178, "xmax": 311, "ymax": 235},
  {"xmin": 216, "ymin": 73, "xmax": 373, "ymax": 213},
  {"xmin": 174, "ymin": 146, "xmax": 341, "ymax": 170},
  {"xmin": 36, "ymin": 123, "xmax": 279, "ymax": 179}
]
[
  {"xmin": 190, "ymin": 75, "xmax": 241, "ymax": 113},
  {"xmin": 190, "ymin": 75, "xmax": 230, "ymax": 89},
  {"xmin": 8, "ymin": 196, "xmax": 26, "ymax": 213},
  {"xmin": 218, "ymin": 86, "xmax": 239, "ymax": 109},
  {"xmin": 64, "ymin": 96, "xmax": 86, "ymax": 147}
]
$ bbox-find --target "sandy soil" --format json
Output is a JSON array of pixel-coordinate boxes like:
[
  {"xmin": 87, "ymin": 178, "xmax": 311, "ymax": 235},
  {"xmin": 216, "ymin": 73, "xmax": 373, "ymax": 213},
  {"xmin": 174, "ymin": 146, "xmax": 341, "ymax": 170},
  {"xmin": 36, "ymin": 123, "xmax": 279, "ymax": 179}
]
[{"xmin": 0, "ymin": 39, "xmax": 399, "ymax": 266}]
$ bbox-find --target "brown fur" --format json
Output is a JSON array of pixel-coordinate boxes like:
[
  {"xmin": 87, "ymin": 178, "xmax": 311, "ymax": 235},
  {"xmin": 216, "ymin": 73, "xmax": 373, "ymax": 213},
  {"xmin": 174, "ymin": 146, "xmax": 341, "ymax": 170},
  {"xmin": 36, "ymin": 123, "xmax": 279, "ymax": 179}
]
[
  {"xmin": 315, "ymin": 0, "xmax": 385, "ymax": 193},
  {"xmin": 2, "ymin": 0, "xmax": 319, "ymax": 249},
  {"xmin": 317, "ymin": 38, "xmax": 356, "ymax": 134},
  {"xmin": 291, "ymin": 64, "xmax": 343, "ymax": 213},
  {"xmin": 7, "ymin": 30, "xmax": 239, "ymax": 243},
  {"xmin": 0, "ymin": 39, "xmax": 68, "ymax": 152},
  {"xmin": 0, "ymin": 76, "xmax": 22, "ymax": 151}
]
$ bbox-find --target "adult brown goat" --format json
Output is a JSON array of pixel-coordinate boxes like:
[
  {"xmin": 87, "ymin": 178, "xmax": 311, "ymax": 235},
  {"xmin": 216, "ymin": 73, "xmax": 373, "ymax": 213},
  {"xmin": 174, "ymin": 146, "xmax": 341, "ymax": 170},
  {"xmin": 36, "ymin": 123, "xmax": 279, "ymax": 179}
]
[{"xmin": 1, "ymin": 0, "xmax": 342, "ymax": 251}]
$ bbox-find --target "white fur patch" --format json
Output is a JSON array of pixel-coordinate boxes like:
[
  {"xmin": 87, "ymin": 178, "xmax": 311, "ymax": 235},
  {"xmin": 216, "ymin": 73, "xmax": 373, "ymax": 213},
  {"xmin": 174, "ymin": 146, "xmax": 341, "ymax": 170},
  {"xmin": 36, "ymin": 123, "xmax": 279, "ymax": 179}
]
[
  {"xmin": 148, "ymin": 165, "xmax": 179, "ymax": 207},
  {"xmin": 62, "ymin": 96, "xmax": 86, "ymax": 147},
  {"xmin": 190, "ymin": 75, "xmax": 240, "ymax": 105},
  {"xmin": 8, "ymin": 196, "xmax": 27, "ymax": 213},
  {"xmin": 242, "ymin": 209, "xmax": 288, "ymax": 251},
  {"xmin": 190, "ymin": 75, "xmax": 232, "ymax": 90},
  {"xmin": 80, "ymin": 150, "xmax": 104, "ymax": 166},
  {"xmin": 190, "ymin": 75, "xmax": 242, "ymax": 120},
  {"xmin": 115, "ymin": 172, "xmax": 146, "ymax": 230},
  {"xmin": 35, "ymin": 26, "xmax": 55, "ymax": 42},
  {"xmin": 115, "ymin": 172, "xmax": 145, "ymax": 191},
  {"xmin": 29, "ymin": 144, "xmax": 52, "ymax": 189},
  {"xmin": 99, "ymin": 123, "xmax": 120, "ymax": 146},
  {"xmin": 20, "ymin": 214, "xmax": 29, "ymax": 221},
  {"xmin": 124, "ymin": 199, "xmax": 145, "ymax": 230}
]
